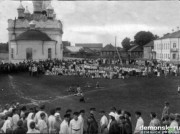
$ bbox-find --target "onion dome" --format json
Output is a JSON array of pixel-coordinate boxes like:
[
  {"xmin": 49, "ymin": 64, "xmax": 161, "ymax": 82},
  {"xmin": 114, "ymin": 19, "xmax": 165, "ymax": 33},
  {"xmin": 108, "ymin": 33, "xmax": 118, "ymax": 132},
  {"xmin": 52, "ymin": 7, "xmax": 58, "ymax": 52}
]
[
  {"xmin": 17, "ymin": 2, "xmax": 25, "ymax": 10},
  {"xmin": 24, "ymin": 6, "xmax": 30, "ymax": 14}
]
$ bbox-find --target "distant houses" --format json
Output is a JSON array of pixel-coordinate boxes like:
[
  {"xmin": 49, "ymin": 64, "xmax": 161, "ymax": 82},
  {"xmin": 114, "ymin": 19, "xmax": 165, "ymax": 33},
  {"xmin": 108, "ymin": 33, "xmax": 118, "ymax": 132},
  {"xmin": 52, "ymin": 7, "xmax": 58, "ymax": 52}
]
[{"xmin": 75, "ymin": 43, "xmax": 103, "ymax": 51}]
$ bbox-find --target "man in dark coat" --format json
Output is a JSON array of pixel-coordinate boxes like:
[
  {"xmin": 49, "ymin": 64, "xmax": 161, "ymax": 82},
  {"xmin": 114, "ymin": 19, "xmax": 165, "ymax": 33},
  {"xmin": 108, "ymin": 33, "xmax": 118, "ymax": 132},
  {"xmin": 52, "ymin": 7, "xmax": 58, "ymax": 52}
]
[{"xmin": 87, "ymin": 108, "xmax": 98, "ymax": 134}]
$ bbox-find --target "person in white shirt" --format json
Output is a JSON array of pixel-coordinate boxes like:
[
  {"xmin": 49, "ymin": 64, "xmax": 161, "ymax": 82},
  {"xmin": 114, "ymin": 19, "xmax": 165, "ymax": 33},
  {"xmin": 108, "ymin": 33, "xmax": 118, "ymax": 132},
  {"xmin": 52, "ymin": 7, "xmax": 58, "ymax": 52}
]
[
  {"xmin": 34, "ymin": 105, "xmax": 48, "ymax": 124},
  {"xmin": 48, "ymin": 109, "xmax": 56, "ymax": 134},
  {"xmin": 60, "ymin": 114, "xmax": 70, "ymax": 134},
  {"xmin": 110, "ymin": 107, "xmax": 119, "ymax": 121},
  {"xmin": 1, "ymin": 114, "xmax": 12, "ymax": 133},
  {"xmin": 37, "ymin": 112, "xmax": 48, "ymax": 134},
  {"xmin": 169, "ymin": 113, "xmax": 179, "ymax": 133},
  {"xmin": 27, "ymin": 121, "xmax": 40, "ymax": 133},
  {"xmin": 78, "ymin": 110, "xmax": 85, "ymax": 134},
  {"xmin": 134, "ymin": 111, "xmax": 144, "ymax": 134},
  {"xmin": 70, "ymin": 112, "xmax": 82, "ymax": 134},
  {"xmin": 149, "ymin": 112, "xmax": 160, "ymax": 127},
  {"xmin": 12, "ymin": 108, "xmax": 20, "ymax": 130},
  {"xmin": 99, "ymin": 110, "xmax": 108, "ymax": 134}
]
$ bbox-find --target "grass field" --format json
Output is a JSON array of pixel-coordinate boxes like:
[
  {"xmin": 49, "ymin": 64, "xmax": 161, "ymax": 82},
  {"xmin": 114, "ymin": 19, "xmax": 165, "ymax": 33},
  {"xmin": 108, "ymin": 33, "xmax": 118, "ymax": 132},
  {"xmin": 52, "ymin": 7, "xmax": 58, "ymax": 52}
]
[{"xmin": 0, "ymin": 73, "xmax": 180, "ymax": 129}]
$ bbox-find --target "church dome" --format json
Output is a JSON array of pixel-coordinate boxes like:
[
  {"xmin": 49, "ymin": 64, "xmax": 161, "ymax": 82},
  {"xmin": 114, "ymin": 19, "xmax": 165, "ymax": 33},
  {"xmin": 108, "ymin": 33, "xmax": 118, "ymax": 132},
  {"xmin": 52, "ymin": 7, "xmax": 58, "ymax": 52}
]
[
  {"xmin": 17, "ymin": 2, "xmax": 25, "ymax": 10},
  {"xmin": 46, "ymin": 3, "xmax": 54, "ymax": 10},
  {"xmin": 24, "ymin": 6, "xmax": 30, "ymax": 14},
  {"xmin": 15, "ymin": 29, "xmax": 52, "ymax": 41}
]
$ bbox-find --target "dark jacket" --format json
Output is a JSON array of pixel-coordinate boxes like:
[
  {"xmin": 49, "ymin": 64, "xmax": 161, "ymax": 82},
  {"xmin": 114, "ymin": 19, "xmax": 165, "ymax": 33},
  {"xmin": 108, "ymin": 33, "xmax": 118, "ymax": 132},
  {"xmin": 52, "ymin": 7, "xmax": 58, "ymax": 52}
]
[
  {"xmin": 109, "ymin": 120, "xmax": 119, "ymax": 134},
  {"xmin": 13, "ymin": 126, "xmax": 26, "ymax": 134}
]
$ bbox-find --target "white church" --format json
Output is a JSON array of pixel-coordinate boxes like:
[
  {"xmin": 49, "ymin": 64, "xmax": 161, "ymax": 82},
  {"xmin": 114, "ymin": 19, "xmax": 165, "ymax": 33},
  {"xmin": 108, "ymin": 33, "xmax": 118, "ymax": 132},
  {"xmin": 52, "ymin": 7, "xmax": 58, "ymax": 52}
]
[{"xmin": 8, "ymin": 0, "xmax": 63, "ymax": 62}]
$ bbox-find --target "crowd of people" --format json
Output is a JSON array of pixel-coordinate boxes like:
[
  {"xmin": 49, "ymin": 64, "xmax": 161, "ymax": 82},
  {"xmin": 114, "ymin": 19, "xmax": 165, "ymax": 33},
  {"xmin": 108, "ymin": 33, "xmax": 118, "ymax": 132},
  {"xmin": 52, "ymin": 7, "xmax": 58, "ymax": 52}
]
[
  {"xmin": 0, "ymin": 101, "xmax": 178, "ymax": 134},
  {"xmin": 0, "ymin": 59, "xmax": 179, "ymax": 79}
]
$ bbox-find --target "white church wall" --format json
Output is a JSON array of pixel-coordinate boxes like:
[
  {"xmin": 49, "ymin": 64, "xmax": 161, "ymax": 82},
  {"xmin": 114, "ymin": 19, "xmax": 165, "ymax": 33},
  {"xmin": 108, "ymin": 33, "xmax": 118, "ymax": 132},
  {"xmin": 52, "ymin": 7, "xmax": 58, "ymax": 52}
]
[{"xmin": 10, "ymin": 40, "xmax": 58, "ymax": 62}]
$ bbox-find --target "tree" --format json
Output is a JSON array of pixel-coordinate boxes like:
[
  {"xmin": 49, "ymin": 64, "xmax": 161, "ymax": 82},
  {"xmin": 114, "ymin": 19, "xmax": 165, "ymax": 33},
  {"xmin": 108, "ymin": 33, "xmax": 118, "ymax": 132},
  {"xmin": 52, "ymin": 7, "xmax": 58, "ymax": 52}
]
[
  {"xmin": 134, "ymin": 31, "xmax": 156, "ymax": 47},
  {"xmin": 121, "ymin": 37, "xmax": 131, "ymax": 51}
]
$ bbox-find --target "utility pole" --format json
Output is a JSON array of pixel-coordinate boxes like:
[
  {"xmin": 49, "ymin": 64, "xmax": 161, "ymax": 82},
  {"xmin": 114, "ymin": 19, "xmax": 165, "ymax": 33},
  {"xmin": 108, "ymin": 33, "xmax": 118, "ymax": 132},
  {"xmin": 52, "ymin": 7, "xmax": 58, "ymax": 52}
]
[{"xmin": 114, "ymin": 36, "xmax": 122, "ymax": 64}]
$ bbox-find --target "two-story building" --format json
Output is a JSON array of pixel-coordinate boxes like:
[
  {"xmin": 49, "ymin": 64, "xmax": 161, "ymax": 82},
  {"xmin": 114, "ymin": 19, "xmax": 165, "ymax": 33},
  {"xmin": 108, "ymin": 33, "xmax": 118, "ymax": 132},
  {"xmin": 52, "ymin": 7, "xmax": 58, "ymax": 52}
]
[{"xmin": 154, "ymin": 31, "xmax": 180, "ymax": 63}]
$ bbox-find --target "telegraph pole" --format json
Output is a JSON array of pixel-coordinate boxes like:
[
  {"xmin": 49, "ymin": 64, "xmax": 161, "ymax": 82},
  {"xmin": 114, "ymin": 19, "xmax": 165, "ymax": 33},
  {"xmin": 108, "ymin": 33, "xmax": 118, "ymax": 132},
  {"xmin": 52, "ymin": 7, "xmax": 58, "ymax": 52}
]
[{"xmin": 114, "ymin": 36, "xmax": 122, "ymax": 64}]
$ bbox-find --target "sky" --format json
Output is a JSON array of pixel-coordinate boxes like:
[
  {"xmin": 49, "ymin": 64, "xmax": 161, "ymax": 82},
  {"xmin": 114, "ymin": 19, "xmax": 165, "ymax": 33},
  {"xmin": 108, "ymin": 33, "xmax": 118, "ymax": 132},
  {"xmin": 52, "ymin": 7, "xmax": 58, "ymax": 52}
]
[{"xmin": 0, "ymin": 0, "xmax": 180, "ymax": 47}]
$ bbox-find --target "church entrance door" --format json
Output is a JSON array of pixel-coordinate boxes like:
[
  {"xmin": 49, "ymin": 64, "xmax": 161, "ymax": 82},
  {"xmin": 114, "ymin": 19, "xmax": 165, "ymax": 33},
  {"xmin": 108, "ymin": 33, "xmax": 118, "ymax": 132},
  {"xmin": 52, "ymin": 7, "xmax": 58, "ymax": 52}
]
[{"xmin": 26, "ymin": 48, "xmax": 32, "ymax": 60}]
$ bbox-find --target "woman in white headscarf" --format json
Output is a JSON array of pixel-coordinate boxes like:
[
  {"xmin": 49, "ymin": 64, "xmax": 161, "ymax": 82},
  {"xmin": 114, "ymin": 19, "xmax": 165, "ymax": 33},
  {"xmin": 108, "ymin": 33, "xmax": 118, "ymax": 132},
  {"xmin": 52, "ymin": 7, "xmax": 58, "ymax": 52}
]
[{"xmin": 27, "ymin": 112, "xmax": 35, "ymax": 131}]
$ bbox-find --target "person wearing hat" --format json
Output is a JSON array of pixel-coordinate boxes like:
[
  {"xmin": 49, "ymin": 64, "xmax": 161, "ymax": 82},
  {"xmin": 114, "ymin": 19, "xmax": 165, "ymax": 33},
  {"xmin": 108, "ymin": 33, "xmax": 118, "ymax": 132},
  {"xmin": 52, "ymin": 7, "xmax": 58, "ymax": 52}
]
[
  {"xmin": 161, "ymin": 102, "xmax": 170, "ymax": 120},
  {"xmin": 54, "ymin": 112, "xmax": 62, "ymax": 134},
  {"xmin": 60, "ymin": 114, "xmax": 70, "ymax": 134},
  {"xmin": 78, "ymin": 110, "xmax": 85, "ymax": 134},
  {"xmin": 134, "ymin": 111, "xmax": 144, "ymax": 134},
  {"xmin": 108, "ymin": 112, "xmax": 119, "ymax": 134},
  {"xmin": 69, "ymin": 112, "xmax": 82, "ymax": 134},
  {"xmin": 99, "ymin": 110, "xmax": 108, "ymax": 134}
]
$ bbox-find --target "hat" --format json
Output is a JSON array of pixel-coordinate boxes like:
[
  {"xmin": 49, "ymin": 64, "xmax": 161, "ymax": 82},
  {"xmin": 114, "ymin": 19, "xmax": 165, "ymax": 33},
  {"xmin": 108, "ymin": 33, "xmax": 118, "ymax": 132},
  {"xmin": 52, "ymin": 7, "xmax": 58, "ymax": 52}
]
[
  {"xmin": 109, "ymin": 112, "xmax": 115, "ymax": 118},
  {"xmin": 73, "ymin": 112, "xmax": 79, "ymax": 116},
  {"xmin": 54, "ymin": 113, "xmax": 60, "ymax": 117}
]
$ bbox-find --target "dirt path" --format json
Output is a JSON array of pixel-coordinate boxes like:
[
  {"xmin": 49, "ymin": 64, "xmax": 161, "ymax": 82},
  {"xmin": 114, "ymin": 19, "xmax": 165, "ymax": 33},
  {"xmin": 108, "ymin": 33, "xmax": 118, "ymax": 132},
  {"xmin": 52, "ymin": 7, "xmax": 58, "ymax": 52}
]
[{"xmin": 8, "ymin": 75, "xmax": 128, "ymax": 106}]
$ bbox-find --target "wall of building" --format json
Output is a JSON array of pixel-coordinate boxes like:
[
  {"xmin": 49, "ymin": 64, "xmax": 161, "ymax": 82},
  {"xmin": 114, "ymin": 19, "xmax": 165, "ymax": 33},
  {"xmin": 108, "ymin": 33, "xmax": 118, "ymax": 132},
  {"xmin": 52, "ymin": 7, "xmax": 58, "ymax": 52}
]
[
  {"xmin": 9, "ymin": 40, "xmax": 57, "ymax": 62},
  {"xmin": 154, "ymin": 38, "xmax": 180, "ymax": 62},
  {"xmin": 144, "ymin": 47, "xmax": 152, "ymax": 59},
  {"xmin": 8, "ymin": 19, "xmax": 63, "ymax": 62}
]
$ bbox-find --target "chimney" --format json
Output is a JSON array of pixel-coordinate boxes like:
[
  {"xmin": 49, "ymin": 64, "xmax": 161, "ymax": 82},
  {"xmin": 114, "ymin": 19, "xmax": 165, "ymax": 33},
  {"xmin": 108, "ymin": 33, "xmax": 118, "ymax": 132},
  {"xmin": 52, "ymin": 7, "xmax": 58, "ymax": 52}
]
[
  {"xmin": 172, "ymin": 29, "xmax": 174, "ymax": 33},
  {"xmin": 177, "ymin": 26, "xmax": 179, "ymax": 31}
]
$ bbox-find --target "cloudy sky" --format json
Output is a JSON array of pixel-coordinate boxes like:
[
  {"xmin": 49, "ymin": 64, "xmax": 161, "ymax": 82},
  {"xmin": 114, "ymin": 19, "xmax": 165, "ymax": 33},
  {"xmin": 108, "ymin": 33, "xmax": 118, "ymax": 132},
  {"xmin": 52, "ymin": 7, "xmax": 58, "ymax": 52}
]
[{"xmin": 0, "ymin": 0, "xmax": 180, "ymax": 47}]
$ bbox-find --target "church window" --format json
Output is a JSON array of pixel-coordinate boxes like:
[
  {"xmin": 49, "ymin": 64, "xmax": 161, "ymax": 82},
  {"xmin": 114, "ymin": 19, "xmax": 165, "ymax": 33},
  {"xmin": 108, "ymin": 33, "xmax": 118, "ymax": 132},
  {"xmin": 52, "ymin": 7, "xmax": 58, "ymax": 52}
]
[
  {"xmin": 48, "ymin": 48, "xmax": 52, "ymax": 59},
  {"xmin": 11, "ymin": 48, "xmax": 14, "ymax": 59}
]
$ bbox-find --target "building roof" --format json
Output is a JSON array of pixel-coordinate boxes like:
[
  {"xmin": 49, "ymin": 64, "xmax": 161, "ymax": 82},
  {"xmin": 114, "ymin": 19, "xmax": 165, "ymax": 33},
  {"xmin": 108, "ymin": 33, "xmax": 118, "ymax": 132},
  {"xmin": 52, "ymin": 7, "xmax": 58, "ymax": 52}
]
[
  {"xmin": 65, "ymin": 46, "xmax": 83, "ymax": 53},
  {"xmin": 75, "ymin": 43, "xmax": 103, "ymax": 48},
  {"xmin": 128, "ymin": 45, "xmax": 143, "ymax": 52},
  {"xmin": 13, "ymin": 29, "xmax": 53, "ymax": 41},
  {"xmin": 83, "ymin": 47, "xmax": 94, "ymax": 53},
  {"xmin": 101, "ymin": 44, "xmax": 115, "ymax": 51},
  {"xmin": 144, "ymin": 41, "xmax": 154, "ymax": 47},
  {"xmin": 157, "ymin": 30, "xmax": 180, "ymax": 40}
]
